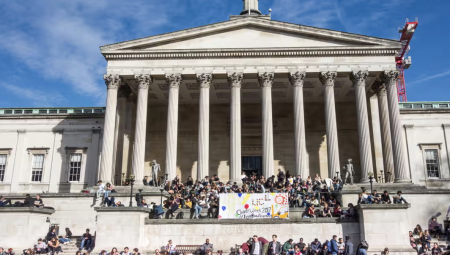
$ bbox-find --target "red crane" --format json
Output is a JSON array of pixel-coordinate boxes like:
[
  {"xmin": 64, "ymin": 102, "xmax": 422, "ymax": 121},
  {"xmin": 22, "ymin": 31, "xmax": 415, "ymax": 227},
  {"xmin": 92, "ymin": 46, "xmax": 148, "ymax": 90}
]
[{"xmin": 396, "ymin": 18, "xmax": 419, "ymax": 102}]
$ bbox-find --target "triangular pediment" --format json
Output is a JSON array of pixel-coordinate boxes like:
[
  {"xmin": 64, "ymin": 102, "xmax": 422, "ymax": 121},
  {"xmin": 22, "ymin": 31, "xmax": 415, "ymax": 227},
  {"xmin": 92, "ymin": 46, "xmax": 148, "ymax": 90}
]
[{"xmin": 101, "ymin": 17, "xmax": 401, "ymax": 52}]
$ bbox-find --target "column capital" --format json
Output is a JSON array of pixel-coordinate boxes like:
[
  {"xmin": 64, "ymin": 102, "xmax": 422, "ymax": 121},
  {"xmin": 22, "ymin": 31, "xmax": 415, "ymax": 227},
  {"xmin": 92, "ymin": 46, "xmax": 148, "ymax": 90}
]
[
  {"xmin": 289, "ymin": 71, "xmax": 306, "ymax": 87},
  {"xmin": 104, "ymin": 74, "xmax": 121, "ymax": 90},
  {"xmin": 118, "ymin": 85, "xmax": 132, "ymax": 98},
  {"xmin": 380, "ymin": 70, "xmax": 399, "ymax": 86},
  {"xmin": 196, "ymin": 73, "xmax": 213, "ymax": 88},
  {"xmin": 258, "ymin": 72, "xmax": 275, "ymax": 88},
  {"xmin": 134, "ymin": 74, "xmax": 153, "ymax": 90},
  {"xmin": 227, "ymin": 72, "xmax": 243, "ymax": 88},
  {"xmin": 350, "ymin": 70, "xmax": 369, "ymax": 86},
  {"xmin": 165, "ymin": 73, "xmax": 183, "ymax": 89},
  {"xmin": 319, "ymin": 71, "xmax": 337, "ymax": 86}
]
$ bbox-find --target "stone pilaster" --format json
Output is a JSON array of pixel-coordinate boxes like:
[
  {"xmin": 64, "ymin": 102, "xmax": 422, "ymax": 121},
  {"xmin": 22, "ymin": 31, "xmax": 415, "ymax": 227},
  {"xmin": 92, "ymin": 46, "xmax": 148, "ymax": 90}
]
[
  {"xmin": 131, "ymin": 74, "xmax": 152, "ymax": 183},
  {"xmin": 258, "ymin": 72, "xmax": 275, "ymax": 178},
  {"xmin": 372, "ymin": 81, "xmax": 394, "ymax": 182},
  {"xmin": 319, "ymin": 71, "xmax": 340, "ymax": 178},
  {"xmin": 350, "ymin": 70, "xmax": 373, "ymax": 183},
  {"xmin": 165, "ymin": 73, "xmax": 182, "ymax": 180},
  {"xmin": 197, "ymin": 73, "xmax": 212, "ymax": 181},
  {"xmin": 99, "ymin": 74, "xmax": 121, "ymax": 183},
  {"xmin": 227, "ymin": 72, "xmax": 243, "ymax": 182},
  {"xmin": 289, "ymin": 71, "xmax": 308, "ymax": 178},
  {"xmin": 381, "ymin": 70, "xmax": 411, "ymax": 183}
]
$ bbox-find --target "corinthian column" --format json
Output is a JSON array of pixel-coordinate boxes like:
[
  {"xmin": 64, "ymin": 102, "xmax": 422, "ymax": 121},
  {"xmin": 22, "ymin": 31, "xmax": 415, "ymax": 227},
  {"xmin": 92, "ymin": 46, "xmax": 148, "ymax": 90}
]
[
  {"xmin": 258, "ymin": 72, "xmax": 275, "ymax": 178},
  {"xmin": 227, "ymin": 72, "xmax": 243, "ymax": 182},
  {"xmin": 289, "ymin": 71, "xmax": 308, "ymax": 178},
  {"xmin": 131, "ymin": 74, "xmax": 152, "ymax": 183},
  {"xmin": 165, "ymin": 74, "xmax": 182, "ymax": 180},
  {"xmin": 319, "ymin": 71, "xmax": 340, "ymax": 178},
  {"xmin": 99, "ymin": 74, "xmax": 121, "ymax": 183},
  {"xmin": 197, "ymin": 73, "xmax": 212, "ymax": 181},
  {"xmin": 381, "ymin": 70, "xmax": 411, "ymax": 183},
  {"xmin": 372, "ymin": 81, "xmax": 394, "ymax": 182},
  {"xmin": 350, "ymin": 71, "xmax": 373, "ymax": 183}
]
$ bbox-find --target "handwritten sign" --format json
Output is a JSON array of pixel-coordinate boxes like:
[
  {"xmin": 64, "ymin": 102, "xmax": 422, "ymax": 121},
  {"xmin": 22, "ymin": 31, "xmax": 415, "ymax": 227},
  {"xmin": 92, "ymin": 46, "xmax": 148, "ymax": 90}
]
[{"xmin": 219, "ymin": 193, "xmax": 289, "ymax": 219}]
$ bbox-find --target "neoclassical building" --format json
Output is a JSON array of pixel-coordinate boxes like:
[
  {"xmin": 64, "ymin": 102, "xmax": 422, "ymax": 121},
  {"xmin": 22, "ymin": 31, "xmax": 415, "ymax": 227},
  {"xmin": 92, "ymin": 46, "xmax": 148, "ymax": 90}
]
[{"xmin": 1, "ymin": 0, "xmax": 450, "ymax": 194}]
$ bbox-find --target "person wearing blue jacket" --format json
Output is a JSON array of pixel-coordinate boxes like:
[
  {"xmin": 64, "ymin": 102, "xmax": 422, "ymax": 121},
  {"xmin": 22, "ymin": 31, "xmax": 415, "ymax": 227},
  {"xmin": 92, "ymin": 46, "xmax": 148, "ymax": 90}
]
[{"xmin": 330, "ymin": 235, "xmax": 339, "ymax": 255}]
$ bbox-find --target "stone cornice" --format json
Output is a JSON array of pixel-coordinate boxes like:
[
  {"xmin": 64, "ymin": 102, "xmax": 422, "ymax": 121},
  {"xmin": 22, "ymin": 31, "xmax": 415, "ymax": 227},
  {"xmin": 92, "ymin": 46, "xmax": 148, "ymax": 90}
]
[
  {"xmin": 0, "ymin": 207, "xmax": 55, "ymax": 215},
  {"xmin": 100, "ymin": 18, "xmax": 401, "ymax": 51},
  {"xmin": 103, "ymin": 46, "xmax": 399, "ymax": 60}
]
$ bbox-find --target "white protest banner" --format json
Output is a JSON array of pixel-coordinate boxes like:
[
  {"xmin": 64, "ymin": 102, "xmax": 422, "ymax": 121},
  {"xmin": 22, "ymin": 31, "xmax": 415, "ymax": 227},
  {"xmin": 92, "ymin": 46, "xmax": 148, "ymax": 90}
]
[{"xmin": 218, "ymin": 193, "xmax": 289, "ymax": 219}]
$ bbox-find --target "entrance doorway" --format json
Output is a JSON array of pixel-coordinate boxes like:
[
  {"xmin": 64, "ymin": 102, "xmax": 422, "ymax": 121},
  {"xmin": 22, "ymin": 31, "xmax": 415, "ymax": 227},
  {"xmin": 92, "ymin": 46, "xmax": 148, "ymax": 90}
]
[{"xmin": 241, "ymin": 156, "xmax": 262, "ymax": 177}]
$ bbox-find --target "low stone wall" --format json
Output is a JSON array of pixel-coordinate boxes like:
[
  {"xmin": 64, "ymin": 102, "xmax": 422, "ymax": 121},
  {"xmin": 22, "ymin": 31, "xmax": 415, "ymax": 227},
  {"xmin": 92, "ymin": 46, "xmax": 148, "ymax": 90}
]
[{"xmin": 0, "ymin": 207, "xmax": 55, "ymax": 249}]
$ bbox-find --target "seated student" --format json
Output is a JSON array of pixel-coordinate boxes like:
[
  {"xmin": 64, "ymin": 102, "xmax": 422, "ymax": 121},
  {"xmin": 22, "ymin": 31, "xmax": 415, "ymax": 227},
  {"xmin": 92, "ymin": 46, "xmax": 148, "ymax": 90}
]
[
  {"xmin": 0, "ymin": 196, "xmax": 12, "ymax": 207},
  {"xmin": 143, "ymin": 176, "xmax": 149, "ymax": 186},
  {"xmin": 431, "ymin": 243, "xmax": 442, "ymax": 255},
  {"xmin": 371, "ymin": 190, "xmax": 381, "ymax": 204},
  {"xmin": 46, "ymin": 228, "xmax": 57, "ymax": 241},
  {"xmin": 104, "ymin": 196, "xmax": 116, "ymax": 207},
  {"xmin": 283, "ymin": 239, "xmax": 295, "ymax": 255},
  {"xmin": 59, "ymin": 228, "xmax": 72, "ymax": 244},
  {"xmin": 301, "ymin": 195, "xmax": 311, "ymax": 207},
  {"xmin": 80, "ymin": 229, "xmax": 92, "ymax": 251},
  {"xmin": 321, "ymin": 203, "xmax": 332, "ymax": 217},
  {"xmin": 321, "ymin": 244, "xmax": 328, "ymax": 255},
  {"xmin": 333, "ymin": 204, "xmax": 343, "ymax": 218},
  {"xmin": 115, "ymin": 201, "xmax": 125, "ymax": 207},
  {"xmin": 393, "ymin": 190, "xmax": 408, "ymax": 204},
  {"xmin": 34, "ymin": 195, "xmax": 44, "ymax": 208},
  {"xmin": 343, "ymin": 203, "xmax": 355, "ymax": 218},
  {"xmin": 184, "ymin": 198, "xmax": 192, "ymax": 209},
  {"xmin": 428, "ymin": 218, "xmax": 442, "ymax": 238},
  {"xmin": 310, "ymin": 196, "xmax": 320, "ymax": 207},
  {"xmin": 310, "ymin": 239, "xmax": 322, "ymax": 255},
  {"xmin": 47, "ymin": 237, "xmax": 61, "ymax": 255},
  {"xmin": 381, "ymin": 190, "xmax": 392, "ymax": 204},
  {"xmin": 307, "ymin": 204, "xmax": 316, "ymax": 218},
  {"xmin": 35, "ymin": 239, "xmax": 47, "ymax": 254},
  {"xmin": 23, "ymin": 194, "xmax": 36, "ymax": 207},
  {"xmin": 329, "ymin": 196, "xmax": 337, "ymax": 208},
  {"xmin": 337, "ymin": 238, "xmax": 345, "ymax": 254}
]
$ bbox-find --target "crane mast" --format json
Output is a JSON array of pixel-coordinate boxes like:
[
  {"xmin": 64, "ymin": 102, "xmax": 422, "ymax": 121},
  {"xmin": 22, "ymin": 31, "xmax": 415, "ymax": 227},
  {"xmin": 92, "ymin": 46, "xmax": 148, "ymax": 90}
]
[{"xmin": 396, "ymin": 18, "xmax": 418, "ymax": 102}]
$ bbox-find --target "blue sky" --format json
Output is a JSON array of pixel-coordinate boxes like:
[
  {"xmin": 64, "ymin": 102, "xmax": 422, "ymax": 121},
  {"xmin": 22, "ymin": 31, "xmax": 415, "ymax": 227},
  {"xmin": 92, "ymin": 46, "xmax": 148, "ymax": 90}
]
[{"xmin": 0, "ymin": 0, "xmax": 448, "ymax": 108}]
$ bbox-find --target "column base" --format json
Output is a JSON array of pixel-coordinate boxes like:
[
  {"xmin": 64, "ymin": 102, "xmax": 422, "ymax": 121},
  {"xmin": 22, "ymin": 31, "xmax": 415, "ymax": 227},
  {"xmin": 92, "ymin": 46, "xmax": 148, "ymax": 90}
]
[
  {"xmin": 359, "ymin": 178, "xmax": 370, "ymax": 183},
  {"xmin": 394, "ymin": 178, "xmax": 412, "ymax": 184}
]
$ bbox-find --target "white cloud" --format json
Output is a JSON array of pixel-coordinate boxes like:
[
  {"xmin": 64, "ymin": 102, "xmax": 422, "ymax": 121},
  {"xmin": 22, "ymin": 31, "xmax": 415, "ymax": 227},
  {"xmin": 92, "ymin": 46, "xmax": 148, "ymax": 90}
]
[
  {"xmin": 409, "ymin": 69, "xmax": 450, "ymax": 84},
  {"xmin": 0, "ymin": 83, "xmax": 66, "ymax": 107}
]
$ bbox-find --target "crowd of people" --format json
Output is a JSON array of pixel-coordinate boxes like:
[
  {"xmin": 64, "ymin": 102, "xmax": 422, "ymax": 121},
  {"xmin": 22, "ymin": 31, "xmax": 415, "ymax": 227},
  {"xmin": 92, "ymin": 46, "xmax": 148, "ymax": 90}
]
[
  {"xmin": 135, "ymin": 171, "xmax": 350, "ymax": 219},
  {"xmin": 160, "ymin": 235, "xmax": 372, "ymax": 255},
  {"xmin": 409, "ymin": 218, "xmax": 450, "ymax": 255}
]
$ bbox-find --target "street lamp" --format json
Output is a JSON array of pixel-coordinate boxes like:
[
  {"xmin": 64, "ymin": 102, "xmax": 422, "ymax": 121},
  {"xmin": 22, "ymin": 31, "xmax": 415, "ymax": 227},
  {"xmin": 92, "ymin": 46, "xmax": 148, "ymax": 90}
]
[
  {"xmin": 335, "ymin": 171, "xmax": 339, "ymax": 180},
  {"xmin": 387, "ymin": 171, "xmax": 392, "ymax": 183},
  {"xmin": 121, "ymin": 173, "xmax": 125, "ymax": 185},
  {"xmin": 380, "ymin": 170, "xmax": 384, "ymax": 183},
  {"xmin": 163, "ymin": 173, "xmax": 169, "ymax": 190},
  {"xmin": 378, "ymin": 176, "xmax": 381, "ymax": 183},
  {"xmin": 160, "ymin": 188, "xmax": 164, "ymax": 205},
  {"xmin": 368, "ymin": 175, "xmax": 374, "ymax": 193},
  {"xmin": 129, "ymin": 174, "xmax": 135, "ymax": 207}
]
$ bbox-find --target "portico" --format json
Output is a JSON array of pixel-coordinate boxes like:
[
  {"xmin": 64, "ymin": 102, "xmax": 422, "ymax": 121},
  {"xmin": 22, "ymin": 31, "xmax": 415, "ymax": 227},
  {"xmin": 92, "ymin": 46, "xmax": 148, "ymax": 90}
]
[{"xmin": 97, "ymin": 4, "xmax": 411, "ymax": 185}]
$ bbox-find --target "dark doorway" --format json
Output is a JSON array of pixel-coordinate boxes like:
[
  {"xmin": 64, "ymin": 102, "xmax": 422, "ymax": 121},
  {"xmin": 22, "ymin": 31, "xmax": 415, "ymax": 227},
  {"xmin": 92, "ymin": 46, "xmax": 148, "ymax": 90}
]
[{"xmin": 242, "ymin": 156, "xmax": 262, "ymax": 177}]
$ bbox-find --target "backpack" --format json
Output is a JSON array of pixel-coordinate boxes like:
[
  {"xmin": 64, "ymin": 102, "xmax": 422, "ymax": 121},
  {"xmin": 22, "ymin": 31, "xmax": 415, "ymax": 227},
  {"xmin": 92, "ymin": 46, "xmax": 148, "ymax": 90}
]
[{"xmin": 359, "ymin": 240, "xmax": 369, "ymax": 250}]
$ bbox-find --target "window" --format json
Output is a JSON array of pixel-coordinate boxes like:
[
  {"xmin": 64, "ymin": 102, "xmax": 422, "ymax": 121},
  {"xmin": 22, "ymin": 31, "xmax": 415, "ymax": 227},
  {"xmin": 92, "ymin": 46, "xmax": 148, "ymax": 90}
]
[
  {"xmin": 0, "ymin": 155, "xmax": 6, "ymax": 181},
  {"xmin": 68, "ymin": 153, "xmax": 82, "ymax": 182},
  {"xmin": 425, "ymin": 149, "xmax": 440, "ymax": 178},
  {"xmin": 31, "ymin": 154, "xmax": 44, "ymax": 182}
]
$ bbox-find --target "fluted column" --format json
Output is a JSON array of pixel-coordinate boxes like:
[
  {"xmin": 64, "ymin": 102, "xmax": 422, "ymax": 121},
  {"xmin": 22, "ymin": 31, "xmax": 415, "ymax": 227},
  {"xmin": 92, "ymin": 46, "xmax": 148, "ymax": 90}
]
[
  {"xmin": 319, "ymin": 71, "xmax": 340, "ymax": 178},
  {"xmin": 131, "ymin": 74, "xmax": 152, "ymax": 183},
  {"xmin": 258, "ymin": 72, "xmax": 275, "ymax": 178},
  {"xmin": 197, "ymin": 73, "xmax": 212, "ymax": 181},
  {"xmin": 372, "ymin": 81, "xmax": 394, "ymax": 182},
  {"xmin": 381, "ymin": 70, "xmax": 411, "ymax": 183},
  {"xmin": 228, "ymin": 72, "xmax": 243, "ymax": 182},
  {"xmin": 289, "ymin": 71, "xmax": 308, "ymax": 178},
  {"xmin": 350, "ymin": 71, "xmax": 373, "ymax": 183},
  {"xmin": 165, "ymin": 74, "xmax": 182, "ymax": 180},
  {"xmin": 99, "ymin": 74, "xmax": 121, "ymax": 183}
]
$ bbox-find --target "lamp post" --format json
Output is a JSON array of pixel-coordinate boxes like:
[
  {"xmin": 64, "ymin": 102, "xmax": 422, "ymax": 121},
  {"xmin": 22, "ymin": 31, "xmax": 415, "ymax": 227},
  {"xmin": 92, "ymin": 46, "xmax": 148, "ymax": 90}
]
[
  {"xmin": 129, "ymin": 174, "xmax": 135, "ymax": 207},
  {"xmin": 387, "ymin": 171, "xmax": 392, "ymax": 183},
  {"xmin": 369, "ymin": 175, "xmax": 374, "ymax": 193},
  {"xmin": 335, "ymin": 171, "xmax": 339, "ymax": 180},
  {"xmin": 378, "ymin": 176, "xmax": 381, "ymax": 183},
  {"xmin": 164, "ymin": 173, "xmax": 169, "ymax": 190},
  {"xmin": 380, "ymin": 170, "xmax": 384, "ymax": 183},
  {"xmin": 121, "ymin": 173, "xmax": 125, "ymax": 185},
  {"xmin": 160, "ymin": 188, "xmax": 164, "ymax": 205}
]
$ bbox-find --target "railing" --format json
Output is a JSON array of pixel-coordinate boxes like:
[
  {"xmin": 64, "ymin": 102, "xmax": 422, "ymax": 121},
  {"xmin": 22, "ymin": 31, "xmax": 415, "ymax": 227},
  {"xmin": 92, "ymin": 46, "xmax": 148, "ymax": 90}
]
[
  {"xmin": 399, "ymin": 101, "xmax": 450, "ymax": 109},
  {"xmin": 0, "ymin": 107, "xmax": 105, "ymax": 115}
]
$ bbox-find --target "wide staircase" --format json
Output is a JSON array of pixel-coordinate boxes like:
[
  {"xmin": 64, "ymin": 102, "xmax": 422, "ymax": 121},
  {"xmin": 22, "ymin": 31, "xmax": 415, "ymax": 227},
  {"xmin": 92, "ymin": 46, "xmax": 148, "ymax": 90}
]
[{"xmin": 61, "ymin": 236, "xmax": 83, "ymax": 253}]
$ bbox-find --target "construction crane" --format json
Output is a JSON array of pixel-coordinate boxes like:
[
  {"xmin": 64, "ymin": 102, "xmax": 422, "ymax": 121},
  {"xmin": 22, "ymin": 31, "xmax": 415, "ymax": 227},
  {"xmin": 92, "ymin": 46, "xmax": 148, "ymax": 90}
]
[{"xmin": 396, "ymin": 18, "xmax": 419, "ymax": 102}]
